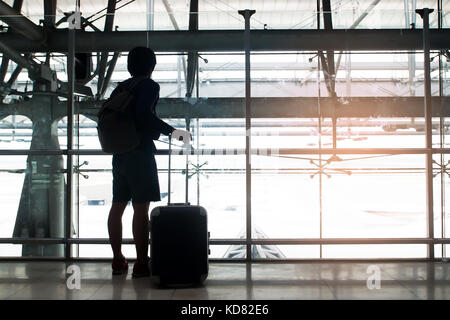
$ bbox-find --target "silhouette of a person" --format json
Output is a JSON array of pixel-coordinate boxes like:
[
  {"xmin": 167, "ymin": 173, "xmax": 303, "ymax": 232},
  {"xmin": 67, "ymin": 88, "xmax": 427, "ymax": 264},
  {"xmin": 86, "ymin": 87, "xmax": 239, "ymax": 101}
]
[{"xmin": 107, "ymin": 47, "xmax": 190, "ymax": 278}]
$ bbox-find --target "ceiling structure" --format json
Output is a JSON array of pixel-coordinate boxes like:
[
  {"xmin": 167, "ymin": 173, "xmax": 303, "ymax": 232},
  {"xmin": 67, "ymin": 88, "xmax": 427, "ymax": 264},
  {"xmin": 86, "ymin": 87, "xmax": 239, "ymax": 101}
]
[
  {"xmin": 0, "ymin": 0, "xmax": 448, "ymax": 100},
  {"xmin": 3, "ymin": 0, "xmax": 446, "ymax": 30}
]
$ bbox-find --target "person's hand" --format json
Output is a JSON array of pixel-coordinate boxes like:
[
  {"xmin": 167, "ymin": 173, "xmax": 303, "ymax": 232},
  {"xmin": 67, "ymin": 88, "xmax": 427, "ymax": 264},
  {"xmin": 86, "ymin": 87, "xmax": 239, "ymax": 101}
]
[{"xmin": 171, "ymin": 129, "xmax": 192, "ymax": 146}]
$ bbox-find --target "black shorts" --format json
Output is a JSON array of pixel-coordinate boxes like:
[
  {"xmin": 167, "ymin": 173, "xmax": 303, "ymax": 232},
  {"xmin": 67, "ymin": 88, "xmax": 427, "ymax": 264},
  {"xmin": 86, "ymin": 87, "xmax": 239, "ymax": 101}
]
[{"xmin": 112, "ymin": 148, "xmax": 161, "ymax": 203}]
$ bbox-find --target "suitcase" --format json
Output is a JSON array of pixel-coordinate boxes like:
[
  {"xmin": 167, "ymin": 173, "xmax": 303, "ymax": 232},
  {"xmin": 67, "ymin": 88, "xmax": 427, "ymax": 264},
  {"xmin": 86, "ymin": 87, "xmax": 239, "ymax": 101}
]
[{"xmin": 149, "ymin": 134, "xmax": 209, "ymax": 286}]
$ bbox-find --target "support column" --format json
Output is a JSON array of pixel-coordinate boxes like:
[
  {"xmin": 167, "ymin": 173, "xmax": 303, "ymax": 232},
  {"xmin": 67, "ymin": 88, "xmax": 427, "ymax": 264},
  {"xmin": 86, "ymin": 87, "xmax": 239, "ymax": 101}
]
[
  {"xmin": 65, "ymin": 16, "xmax": 76, "ymax": 259},
  {"xmin": 405, "ymin": 0, "xmax": 417, "ymax": 96},
  {"xmin": 186, "ymin": 0, "xmax": 199, "ymax": 98},
  {"xmin": 320, "ymin": 0, "xmax": 338, "ymax": 150},
  {"xmin": 147, "ymin": 0, "xmax": 155, "ymax": 31},
  {"xmin": 416, "ymin": 8, "xmax": 435, "ymax": 259},
  {"xmin": 238, "ymin": 9, "xmax": 255, "ymax": 261}
]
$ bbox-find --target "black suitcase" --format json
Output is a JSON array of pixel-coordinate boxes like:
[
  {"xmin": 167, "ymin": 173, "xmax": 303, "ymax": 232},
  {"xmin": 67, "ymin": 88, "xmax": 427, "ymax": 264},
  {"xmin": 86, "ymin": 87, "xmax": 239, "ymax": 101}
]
[{"xmin": 149, "ymin": 135, "xmax": 209, "ymax": 286}]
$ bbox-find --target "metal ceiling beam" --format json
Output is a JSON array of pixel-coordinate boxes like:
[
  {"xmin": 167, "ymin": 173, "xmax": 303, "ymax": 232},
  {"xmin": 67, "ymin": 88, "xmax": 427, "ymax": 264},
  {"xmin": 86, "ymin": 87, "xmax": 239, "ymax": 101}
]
[
  {"xmin": 5, "ymin": 64, "xmax": 22, "ymax": 87},
  {"xmin": 0, "ymin": 52, "xmax": 9, "ymax": 83},
  {"xmin": 320, "ymin": 0, "xmax": 338, "ymax": 154},
  {"xmin": 335, "ymin": 0, "xmax": 382, "ymax": 73},
  {"xmin": 11, "ymin": 0, "xmax": 22, "ymax": 11},
  {"xmin": 99, "ymin": 51, "xmax": 119, "ymax": 97},
  {"xmin": 161, "ymin": 0, "xmax": 187, "ymax": 84},
  {"xmin": 322, "ymin": 0, "xmax": 335, "ymax": 83},
  {"xmin": 405, "ymin": 0, "xmax": 417, "ymax": 96},
  {"xmin": 0, "ymin": 0, "xmax": 45, "ymax": 42},
  {"xmin": 75, "ymin": 96, "xmax": 450, "ymax": 119},
  {"xmin": 161, "ymin": 0, "xmax": 180, "ymax": 30},
  {"xmin": 186, "ymin": 0, "xmax": 198, "ymax": 98},
  {"xmin": 2, "ymin": 96, "xmax": 449, "ymax": 120},
  {"xmin": 0, "ymin": 0, "xmax": 49, "ymax": 96},
  {"xmin": 97, "ymin": 0, "xmax": 116, "ymax": 99},
  {"xmin": 43, "ymin": 0, "xmax": 57, "ymax": 29},
  {"xmin": 0, "ymin": 0, "xmax": 24, "ymax": 84},
  {"xmin": 1, "ymin": 29, "xmax": 449, "ymax": 53},
  {"xmin": 319, "ymin": 0, "xmax": 336, "ymax": 96},
  {"xmin": 0, "ymin": 40, "xmax": 35, "ymax": 71}
]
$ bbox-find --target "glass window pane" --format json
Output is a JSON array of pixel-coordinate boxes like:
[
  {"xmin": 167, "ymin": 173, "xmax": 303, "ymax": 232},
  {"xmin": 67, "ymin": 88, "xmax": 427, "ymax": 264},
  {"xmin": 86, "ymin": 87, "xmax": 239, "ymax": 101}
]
[{"xmin": 0, "ymin": 155, "xmax": 66, "ymax": 258}]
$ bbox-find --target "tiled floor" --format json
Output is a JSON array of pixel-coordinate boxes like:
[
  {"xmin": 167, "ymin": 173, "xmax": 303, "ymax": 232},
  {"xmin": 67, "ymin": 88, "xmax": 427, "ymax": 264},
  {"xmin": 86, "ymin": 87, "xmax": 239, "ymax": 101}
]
[{"xmin": 0, "ymin": 261, "xmax": 448, "ymax": 300}]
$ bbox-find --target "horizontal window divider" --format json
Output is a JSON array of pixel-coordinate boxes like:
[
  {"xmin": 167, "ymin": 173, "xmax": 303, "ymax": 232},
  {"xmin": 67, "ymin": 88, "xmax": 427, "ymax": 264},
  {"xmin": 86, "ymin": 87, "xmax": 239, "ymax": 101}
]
[
  {"xmin": 1, "ymin": 238, "xmax": 449, "ymax": 245},
  {"xmin": 0, "ymin": 238, "xmax": 66, "ymax": 244},
  {"xmin": 25, "ymin": 168, "xmax": 427, "ymax": 172},
  {"xmin": 0, "ymin": 257, "xmax": 443, "ymax": 263},
  {"xmin": 2, "ymin": 148, "xmax": 450, "ymax": 156},
  {"xmin": 248, "ymin": 238, "xmax": 450, "ymax": 245},
  {"xmin": 69, "ymin": 148, "xmax": 450, "ymax": 155},
  {"xmin": 0, "ymin": 150, "xmax": 66, "ymax": 155},
  {"xmin": 209, "ymin": 258, "xmax": 435, "ymax": 263}
]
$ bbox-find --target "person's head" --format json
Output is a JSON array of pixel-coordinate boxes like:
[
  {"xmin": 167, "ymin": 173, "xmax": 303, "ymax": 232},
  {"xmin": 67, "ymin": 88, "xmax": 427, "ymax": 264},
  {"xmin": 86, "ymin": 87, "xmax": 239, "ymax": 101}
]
[{"xmin": 127, "ymin": 46, "xmax": 156, "ymax": 77}]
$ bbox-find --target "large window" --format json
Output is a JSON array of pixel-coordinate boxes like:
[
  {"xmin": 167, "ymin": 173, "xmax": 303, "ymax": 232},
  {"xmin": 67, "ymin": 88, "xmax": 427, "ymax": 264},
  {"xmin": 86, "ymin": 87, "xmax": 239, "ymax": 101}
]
[{"xmin": 0, "ymin": 1, "xmax": 449, "ymax": 260}]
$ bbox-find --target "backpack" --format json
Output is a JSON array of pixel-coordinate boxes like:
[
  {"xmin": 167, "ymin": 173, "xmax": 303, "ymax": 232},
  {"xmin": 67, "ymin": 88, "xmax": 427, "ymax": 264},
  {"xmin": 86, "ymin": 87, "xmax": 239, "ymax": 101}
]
[{"xmin": 97, "ymin": 77, "xmax": 145, "ymax": 154}]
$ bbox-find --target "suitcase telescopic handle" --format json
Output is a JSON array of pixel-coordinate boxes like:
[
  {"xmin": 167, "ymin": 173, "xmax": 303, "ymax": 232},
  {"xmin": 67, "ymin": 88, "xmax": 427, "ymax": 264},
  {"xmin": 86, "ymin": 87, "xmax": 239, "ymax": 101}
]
[
  {"xmin": 167, "ymin": 133, "xmax": 190, "ymax": 206},
  {"xmin": 168, "ymin": 134, "xmax": 172, "ymax": 205}
]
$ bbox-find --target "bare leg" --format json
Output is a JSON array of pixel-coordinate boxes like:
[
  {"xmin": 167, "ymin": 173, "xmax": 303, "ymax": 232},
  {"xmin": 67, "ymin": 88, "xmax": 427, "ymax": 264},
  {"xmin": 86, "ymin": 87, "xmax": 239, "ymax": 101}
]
[
  {"xmin": 108, "ymin": 202, "xmax": 128, "ymax": 259},
  {"xmin": 132, "ymin": 202, "xmax": 150, "ymax": 264}
]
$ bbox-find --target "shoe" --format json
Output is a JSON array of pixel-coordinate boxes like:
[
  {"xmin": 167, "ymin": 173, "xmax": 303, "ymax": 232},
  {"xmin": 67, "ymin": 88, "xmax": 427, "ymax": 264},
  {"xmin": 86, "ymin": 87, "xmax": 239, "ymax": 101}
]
[
  {"xmin": 132, "ymin": 258, "xmax": 150, "ymax": 278},
  {"xmin": 112, "ymin": 256, "xmax": 128, "ymax": 275}
]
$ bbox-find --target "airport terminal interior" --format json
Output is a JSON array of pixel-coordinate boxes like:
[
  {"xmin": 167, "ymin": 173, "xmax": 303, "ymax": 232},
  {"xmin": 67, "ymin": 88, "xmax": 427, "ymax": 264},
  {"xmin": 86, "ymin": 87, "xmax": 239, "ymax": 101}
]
[{"xmin": 0, "ymin": 0, "xmax": 449, "ymax": 300}]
